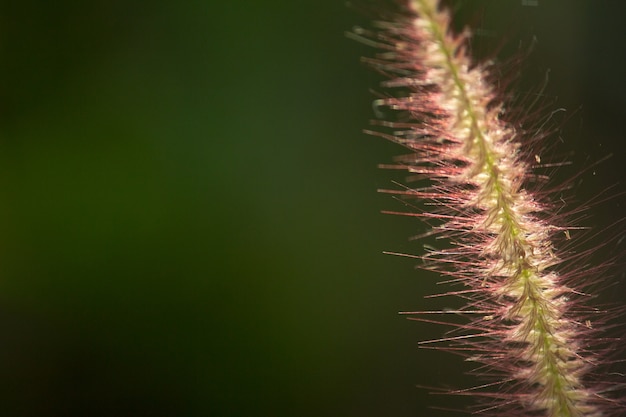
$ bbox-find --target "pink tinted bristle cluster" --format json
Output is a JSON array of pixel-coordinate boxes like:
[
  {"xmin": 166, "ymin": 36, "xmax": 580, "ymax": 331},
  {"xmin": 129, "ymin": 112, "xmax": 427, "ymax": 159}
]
[{"xmin": 358, "ymin": 0, "xmax": 626, "ymax": 415}]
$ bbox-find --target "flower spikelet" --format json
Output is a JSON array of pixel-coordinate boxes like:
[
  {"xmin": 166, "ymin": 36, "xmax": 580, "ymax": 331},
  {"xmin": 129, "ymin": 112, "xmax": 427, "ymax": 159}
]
[{"xmin": 359, "ymin": 0, "xmax": 626, "ymax": 415}]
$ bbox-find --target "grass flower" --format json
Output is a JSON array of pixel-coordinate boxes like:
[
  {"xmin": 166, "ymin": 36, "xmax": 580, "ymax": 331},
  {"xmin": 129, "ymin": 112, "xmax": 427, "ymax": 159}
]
[{"xmin": 354, "ymin": 0, "xmax": 626, "ymax": 415}]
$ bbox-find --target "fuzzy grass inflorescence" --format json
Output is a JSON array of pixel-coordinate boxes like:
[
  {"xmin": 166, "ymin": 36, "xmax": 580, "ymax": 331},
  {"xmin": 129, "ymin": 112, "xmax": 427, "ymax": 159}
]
[{"xmin": 354, "ymin": 0, "xmax": 625, "ymax": 416}]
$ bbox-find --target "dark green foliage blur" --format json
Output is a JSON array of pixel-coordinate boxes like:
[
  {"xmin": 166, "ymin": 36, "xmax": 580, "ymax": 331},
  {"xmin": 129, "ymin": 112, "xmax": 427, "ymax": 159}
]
[{"xmin": 0, "ymin": 1, "xmax": 624, "ymax": 416}]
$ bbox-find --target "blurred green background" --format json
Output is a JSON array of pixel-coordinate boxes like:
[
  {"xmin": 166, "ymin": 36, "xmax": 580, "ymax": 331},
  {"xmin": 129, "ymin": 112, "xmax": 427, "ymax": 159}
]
[{"xmin": 0, "ymin": 1, "xmax": 624, "ymax": 416}]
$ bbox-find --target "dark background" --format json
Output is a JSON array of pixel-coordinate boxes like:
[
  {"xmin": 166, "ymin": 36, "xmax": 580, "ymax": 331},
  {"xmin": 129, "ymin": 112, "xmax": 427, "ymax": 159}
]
[{"xmin": 0, "ymin": 1, "xmax": 624, "ymax": 416}]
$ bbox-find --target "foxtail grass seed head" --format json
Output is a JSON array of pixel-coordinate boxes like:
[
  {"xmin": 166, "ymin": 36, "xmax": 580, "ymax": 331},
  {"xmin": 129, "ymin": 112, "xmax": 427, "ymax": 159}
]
[{"xmin": 353, "ymin": 0, "xmax": 626, "ymax": 415}]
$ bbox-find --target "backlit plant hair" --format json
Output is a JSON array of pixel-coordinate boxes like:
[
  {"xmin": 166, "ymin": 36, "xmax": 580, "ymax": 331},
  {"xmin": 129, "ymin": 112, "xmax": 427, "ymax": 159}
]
[{"xmin": 353, "ymin": 0, "xmax": 625, "ymax": 415}]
